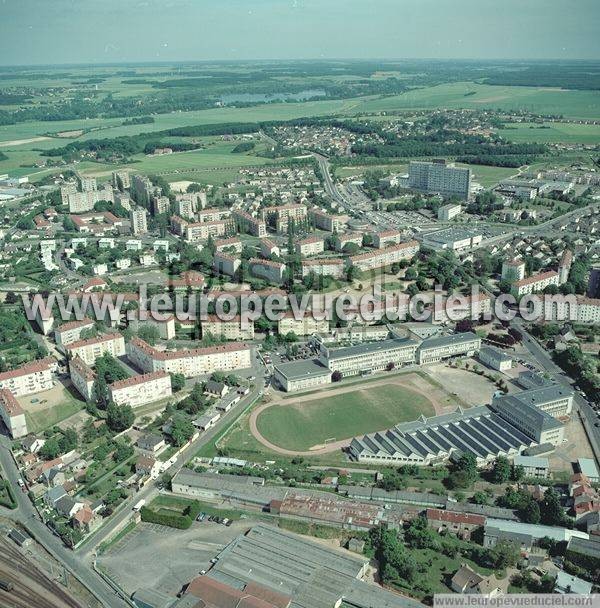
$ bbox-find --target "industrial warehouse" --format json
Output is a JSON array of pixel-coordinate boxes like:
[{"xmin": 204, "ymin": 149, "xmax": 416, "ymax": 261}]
[{"xmin": 349, "ymin": 385, "xmax": 567, "ymax": 466}]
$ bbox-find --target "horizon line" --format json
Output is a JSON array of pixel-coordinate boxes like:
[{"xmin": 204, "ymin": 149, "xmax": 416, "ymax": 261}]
[{"xmin": 1, "ymin": 56, "xmax": 600, "ymax": 70}]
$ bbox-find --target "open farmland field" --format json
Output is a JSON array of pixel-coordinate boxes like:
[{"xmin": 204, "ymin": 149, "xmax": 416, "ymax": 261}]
[
  {"xmin": 345, "ymin": 82, "xmax": 600, "ymax": 119},
  {"xmin": 496, "ymin": 122, "xmax": 600, "ymax": 144},
  {"xmin": 254, "ymin": 376, "xmax": 437, "ymax": 452}
]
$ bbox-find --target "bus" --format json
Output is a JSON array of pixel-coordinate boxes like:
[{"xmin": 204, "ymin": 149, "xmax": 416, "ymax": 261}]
[
  {"xmin": 132, "ymin": 499, "xmax": 146, "ymax": 512},
  {"xmin": 0, "ymin": 579, "xmax": 14, "ymax": 592}
]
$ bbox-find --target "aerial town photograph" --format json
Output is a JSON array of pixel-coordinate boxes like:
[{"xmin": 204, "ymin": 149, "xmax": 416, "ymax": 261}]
[{"xmin": 0, "ymin": 1, "xmax": 599, "ymax": 607}]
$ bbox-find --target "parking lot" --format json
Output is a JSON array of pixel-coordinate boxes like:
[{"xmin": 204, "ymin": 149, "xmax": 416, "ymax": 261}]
[{"xmin": 97, "ymin": 518, "xmax": 259, "ymax": 596}]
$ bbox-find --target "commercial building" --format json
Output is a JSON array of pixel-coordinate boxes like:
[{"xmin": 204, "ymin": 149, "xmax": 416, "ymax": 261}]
[
  {"xmin": 202, "ymin": 523, "xmax": 418, "ymax": 608},
  {"xmin": 0, "ymin": 358, "xmax": 55, "ymax": 398},
  {"xmin": 408, "ymin": 160, "xmax": 471, "ymax": 200},
  {"xmin": 426, "ymin": 508, "xmax": 485, "ymax": 541},
  {"xmin": 420, "ymin": 228, "xmax": 482, "ymax": 252},
  {"xmin": 490, "ymin": 393, "xmax": 565, "ymax": 445},
  {"xmin": 301, "ymin": 258, "xmax": 345, "ymax": 279},
  {"xmin": 349, "ymin": 240, "xmax": 419, "ymax": 272},
  {"xmin": 478, "ymin": 346, "xmax": 513, "ymax": 372},
  {"xmin": 438, "ymin": 203, "xmax": 462, "ymax": 221},
  {"xmin": 514, "ymin": 270, "xmax": 560, "ymax": 296},
  {"xmin": 349, "ymin": 395, "xmax": 556, "ymax": 467},
  {"xmin": 0, "ymin": 388, "xmax": 28, "ymax": 438},
  {"xmin": 68, "ymin": 356, "xmax": 96, "ymax": 402},
  {"xmin": 248, "ymin": 258, "xmax": 286, "ymax": 284},
  {"xmin": 129, "ymin": 206, "xmax": 148, "ymax": 235},
  {"xmin": 513, "ymin": 455, "xmax": 550, "ymax": 478},
  {"xmin": 201, "ymin": 315, "xmax": 255, "ymax": 341},
  {"xmin": 54, "ymin": 318, "xmax": 96, "ymax": 348},
  {"xmin": 64, "ymin": 333, "xmax": 126, "ymax": 366},
  {"xmin": 493, "ymin": 384, "xmax": 574, "ymax": 418},
  {"xmin": 278, "ymin": 312, "xmax": 329, "ymax": 337},
  {"xmin": 416, "ymin": 332, "xmax": 481, "ymax": 364},
  {"xmin": 319, "ymin": 337, "xmax": 419, "ymax": 377},
  {"xmin": 273, "ymin": 359, "xmax": 332, "ymax": 392},
  {"xmin": 295, "ymin": 236, "xmax": 324, "ymax": 256},
  {"xmin": 127, "ymin": 337, "xmax": 252, "ymax": 378},
  {"xmin": 108, "ymin": 371, "xmax": 172, "ymax": 408},
  {"xmin": 577, "ymin": 458, "xmax": 599, "ymax": 483}
]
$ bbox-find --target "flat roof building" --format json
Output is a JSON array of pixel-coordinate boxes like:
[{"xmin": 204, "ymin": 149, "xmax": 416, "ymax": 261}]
[{"xmin": 273, "ymin": 359, "xmax": 332, "ymax": 393}]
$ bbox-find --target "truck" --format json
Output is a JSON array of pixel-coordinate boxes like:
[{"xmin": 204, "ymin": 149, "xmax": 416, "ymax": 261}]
[
  {"xmin": 0, "ymin": 579, "xmax": 14, "ymax": 592},
  {"xmin": 132, "ymin": 499, "xmax": 146, "ymax": 512}
]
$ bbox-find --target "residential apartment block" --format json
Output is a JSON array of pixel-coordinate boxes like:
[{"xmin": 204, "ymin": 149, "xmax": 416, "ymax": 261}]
[
  {"xmin": 278, "ymin": 312, "xmax": 329, "ymax": 337},
  {"xmin": 514, "ymin": 270, "xmax": 560, "ymax": 296},
  {"xmin": 0, "ymin": 358, "xmax": 55, "ymax": 397},
  {"xmin": 0, "ymin": 388, "xmax": 28, "ymax": 438},
  {"xmin": 64, "ymin": 333, "xmax": 126, "ymax": 366},
  {"xmin": 295, "ymin": 236, "xmax": 325, "ymax": 256},
  {"xmin": 69, "ymin": 357, "xmax": 96, "ymax": 402},
  {"xmin": 213, "ymin": 251, "xmax": 241, "ymax": 277},
  {"xmin": 373, "ymin": 229, "xmax": 402, "ymax": 249},
  {"xmin": 109, "ymin": 371, "xmax": 172, "ymax": 408},
  {"xmin": 408, "ymin": 160, "xmax": 471, "ymax": 200},
  {"xmin": 310, "ymin": 209, "xmax": 347, "ymax": 232},
  {"xmin": 201, "ymin": 315, "xmax": 255, "ymax": 341},
  {"xmin": 54, "ymin": 318, "xmax": 96, "ymax": 348},
  {"xmin": 349, "ymin": 241, "xmax": 419, "ymax": 272},
  {"xmin": 233, "ymin": 209, "xmax": 267, "ymax": 237},
  {"xmin": 301, "ymin": 258, "xmax": 345, "ymax": 279},
  {"xmin": 248, "ymin": 258, "xmax": 286, "ymax": 284},
  {"xmin": 185, "ymin": 220, "xmax": 229, "ymax": 242},
  {"xmin": 127, "ymin": 338, "xmax": 252, "ymax": 378}
]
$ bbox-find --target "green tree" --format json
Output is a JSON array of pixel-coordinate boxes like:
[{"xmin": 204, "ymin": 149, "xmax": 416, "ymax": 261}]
[
  {"xmin": 170, "ymin": 373, "xmax": 186, "ymax": 393},
  {"xmin": 106, "ymin": 402, "xmax": 135, "ymax": 432},
  {"xmin": 490, "ymin": 456, "xmax": 511, "ymax": 484},
  {"xmin": 170, "ymin": 416, "xmax": 194, "ymax": 447}
]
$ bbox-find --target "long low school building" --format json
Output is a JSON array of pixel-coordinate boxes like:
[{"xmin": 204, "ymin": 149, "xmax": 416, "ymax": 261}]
[
  {"xmin": 416, "ymin": 332, "xmax": 481, "ymax": 364},
  {"xmin": 318, "ymin": 337, "xmax": 419, "ymax": 377},
  {"xmin": 127, "ymin": 337, "xmax": 252, "ymax": 378},
  {"xmin": 108, "ymin": 371, "xmax": 172, "ymax": 408},
  {"xmin": 273, "ymin": 359, "xmax": 332, "ymax": 392}
]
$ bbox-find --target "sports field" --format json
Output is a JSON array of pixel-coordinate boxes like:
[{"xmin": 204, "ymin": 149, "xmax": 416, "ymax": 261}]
[{"xmin": 255, "ymin": 382, "xmax": 435, "ymax": 452}]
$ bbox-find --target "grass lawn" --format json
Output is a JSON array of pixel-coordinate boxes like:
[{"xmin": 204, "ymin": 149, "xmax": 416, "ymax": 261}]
[
  {"xmin": 256, "ymin": 383, "xmax": 435, "ymax": 451},
  {"xmin": 151, "ymin": 495, "xmax": 246, "ymax": 521},
  {"xmin": 25, "ymin": 396, "xmax": 85, "ymax": 433}
]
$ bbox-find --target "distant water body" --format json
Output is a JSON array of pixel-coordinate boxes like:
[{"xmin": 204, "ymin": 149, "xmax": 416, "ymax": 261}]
[{"xmin": 219, "ymin": 89, "xmax": 326, "ymax": 104}]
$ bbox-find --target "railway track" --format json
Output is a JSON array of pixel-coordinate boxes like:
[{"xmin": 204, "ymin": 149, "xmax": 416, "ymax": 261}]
[{"xmin": 0, "ymin": 537, "xmax": 83, "ymax": 608}]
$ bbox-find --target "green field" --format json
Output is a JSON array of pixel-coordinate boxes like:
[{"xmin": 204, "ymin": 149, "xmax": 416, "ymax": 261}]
[
  {"xmin": 496, "ymin": 122, "xmax": 600, "ymax": 144},
  {"xmin": 24, "ymin": 394, "xmax": 85, "ymax": 433},
  {"xmin": 256, "ymin": 383, "xmax": 435, "ymax": 451},
  {"xmin": 347, "ymin": 82, "xmax": 600, "ymax": 119}
]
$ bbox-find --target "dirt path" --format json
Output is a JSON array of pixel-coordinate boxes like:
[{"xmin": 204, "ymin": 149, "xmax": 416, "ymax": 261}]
[
  {"xmin": 0, "ymin": 136, "xmax": 51, "ymax": 147},
  {"xmin": 249, "ymin": 373, "xmax": 448, "ymax": 456}
]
